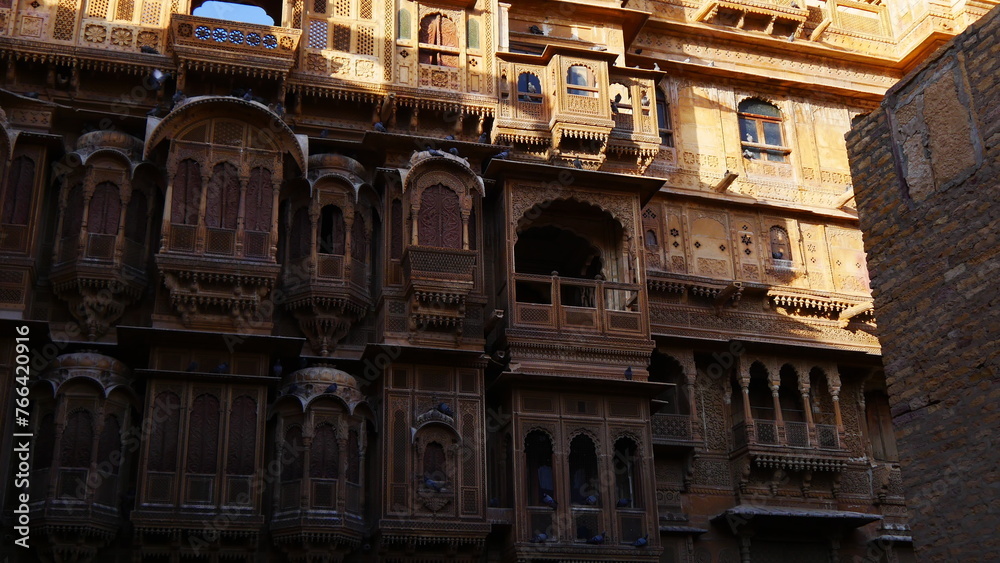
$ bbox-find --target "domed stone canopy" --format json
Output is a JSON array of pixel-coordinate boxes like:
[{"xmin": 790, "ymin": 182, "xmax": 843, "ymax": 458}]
[
  {"xmin": 278, "ymin": 364, "xmax": 365, "ymax": 411},
  {"xmin": 42, "ymin": 351, "xmax": 131, "ymax": 397}
]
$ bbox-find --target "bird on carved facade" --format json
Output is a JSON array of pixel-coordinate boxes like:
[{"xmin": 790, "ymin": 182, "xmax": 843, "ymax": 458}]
[
  {"xmin": 541, "ymin": 493, "xmax": 557, "ymax": 508},
  {"xmin": 653, "ymin": 63, "xmax": 661, "ymax": 71},
  {"xmin": 531, "ymin": 533, "xmax": 547, "ymax": 543},
  {"xmin": 172, "ymin": 90, "xmax": 186, "ymax": 106},
  {"xmin": 24, "ymin": 92, "xmax": 39, "ymax": 99},
  {"xmin": 242, "ymin": 89, "xmax": 254, "ymax": 101},
  {"xmin": 584, "ymin": 494, "xmax": 599, "ymax": 505},
  {"xmin": 319, "ymin": 129, "xmax": 330, "ymax": 138},
  {"xmin": 149, "ymin": 69, "xmax": 168, "ymax": 91},
  {"xmin": 212, "ymin": 362, "xmax": 229, "ymax": 374},
  {"xmin": 272, "ymin": 360, "xmax": 283, "ymax": 378},
  {"xmin": 373, "ymin": 121, "xmax": 388, "ymax": 132},
  {"xmin": 528, "ymin": 25, "xmax": 544, "ymax": 35},
  {"xmin": 617, "ymin": 497, "xmax": 631, "ymax": 507},
  {"xmin": 527, "ymin": 81, "xmax": 538, "ymax": 94},
  {"xmin": 635, "ymin": 48, "xmax": 643, "ymax": 54},
  {"xmin": 269, "ymin": 102, "xmax": 285, "ymax": 118},
  {"xmin": 444, "ymin": 135, "xmax": 455, "ymax": 140},
  {"xmin": 436, "ymin": 402, "xmax": 454, "ymax": 417},
  {"xmin": 573, "ymin": 158, "xmax": 584, "ymax": 169},
  {"xmin": 624, "ymin": 366, "xmax": 633, "ymax": 380},
  {"xmin": 494, "ymin": 150, "xmax": 510, "ymax": 160},
  {"xmin": 633, "ymin": 534, "xmax": 649, "ymax": 547},
  {"xmin": 587, "ymin": 532, "xmax": 607, "ymax": 545},
  {"xmin": 424, "ymin": 476, "xmax": 446, "ymax": 492},
  {"xmin": 325, "ymin": 383, "xmax": 338, "ymax": 394},
  {"xmin": 477, "ymin": 131, "xmax": 490, "ymax": 144},
  {"xmin": 448, "ymin": 147, "xmax": 460, "ymax": 156},
  {"xmin": 611, "ymin": 93, "xmax": 622, "ymax": 114},
  {"xmin": 425, "ymin": 145, "xmax": 444, "ymax": 157},
  {"xmin": 146, "ymin": 104, "xmax": 166, "ymax": 118},
  {"xmin": 140, "ymin": 45, "xmax": 160, "ymax": 55},
  {"xmin": 641, "ymin": 93, "xmax": 651, "ymax": 107},
  {"xmin": 742, "ymin": 149, "xmax": 755, "ymax": 159}
]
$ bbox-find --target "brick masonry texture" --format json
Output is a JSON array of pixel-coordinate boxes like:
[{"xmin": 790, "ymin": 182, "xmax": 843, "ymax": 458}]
[{"xmin": 846, "ymin": 5, "xmax": 1000, "ymax": 561}]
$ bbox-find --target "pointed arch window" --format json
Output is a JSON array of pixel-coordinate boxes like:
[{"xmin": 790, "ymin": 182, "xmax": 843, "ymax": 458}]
[
  {"xmin": 186, "ymin": 394, "xmax": 221, "ymax": 474},
  {"xmin": 524, "ymin": 430, "xmax": 553, "ymax": 506},
  {"xmin": 1, "ymin": 155, "xmax": 34, "ymax": 225},
  {"xmin": 205, "ymin": 162, "xmax": 240, "ymax": 230},
  {"xmin": 88, "ymin": 182, "xmax": 122, "ymax": 235},
  {"xmin": 244, "ymin": 167, "xmax": 273, "ymax": 233},
  {"xmin": 226, "ymin": 396, "xmax": 257, "ymax": 476},
  {"xmin": 568, "ymin": 434, "xmax": 600, "ymax": 506},
  {"xmin": 738, "ymin": 99, "xmax": 789, "ymax": 162},
  {"xmin": 613, "ymin": 437, "xmax": 640, "ymax": 509},
  {"xmin": 148, "ymin": 391, "xmax": 181, "ymax": 472},
  {"xmin": 769, "ymin": 226, "xmax": 791, "ymax": 261},
  {"xmin": 311, "ymin": 423, "xmax": 339, "ymax": 479},
  {"xmin": 418, "ymin": 184, "xmax": 461, "ymax": 248},
  {"xmin": 172, "ymin": 159, "xmax": 202, "ymax": 225},
  {"xmin": 61, "ymin": 409, "xmax": 94, "ymax": 469},
  {"xmin": 419, "ymin": 13, "xmax": 459, "ymax": 67}
]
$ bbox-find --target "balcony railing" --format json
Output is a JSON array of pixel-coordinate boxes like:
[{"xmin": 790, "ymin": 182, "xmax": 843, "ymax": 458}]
[
  {"xmin": 171, "ymin": 14, "xmax": 301, "ymax": 63},
  {"xmin": 732, "ymin": 420, "xmax": 843, "ymax": 450},
  {"xmin": 513, "ymin": 273, "xmax": 644, "ymax": 335},
  {"xmin": 651, "ymin": 413, "xmax": 694, "ymax": 443}
]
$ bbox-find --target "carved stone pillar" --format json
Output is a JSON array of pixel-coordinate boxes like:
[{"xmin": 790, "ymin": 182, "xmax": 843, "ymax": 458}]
[{"xmin": 826, "ymin": 367, "xmax": 843, "ymax": 427}]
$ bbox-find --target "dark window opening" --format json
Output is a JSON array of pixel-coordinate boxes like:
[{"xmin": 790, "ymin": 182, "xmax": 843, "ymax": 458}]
[
  {"xmin": 319, "ymin": 205, "xmax": 345, "ymax": 255},
  {"xmin": 524, "ymin": 430, "xmax": 553, "ymax": 506},
  {"xmin": 568, "ymin": 434, "xmax": 599, "ymax": 506}
]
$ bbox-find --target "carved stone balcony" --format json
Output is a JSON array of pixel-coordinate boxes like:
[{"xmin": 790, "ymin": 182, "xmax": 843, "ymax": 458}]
[
  {"xmin": 401, "ymin": 246, "xmax": 478, "ymax": 334},
  {"xmin": 282, "ymin": 255, "xmax": 370, "ymax": 356},
  {"xmin": 695, "ymin": 0, "xmax": 810, "ymax": 39},
  {"xmin": 731, "ymin": 420, "xmax": 850, "ymax": 475},
  {"xmin": 607, "ymin": 68, "xmax": 662, "ymax": 173},
  {"xmin": 170, "ymin": 14, "xmax": 301, "ymax": 76}
]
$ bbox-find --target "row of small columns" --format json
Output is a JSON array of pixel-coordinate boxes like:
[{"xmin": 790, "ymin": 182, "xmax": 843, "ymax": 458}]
[{"xmin": 734, "ymin": 359, "xmax": 843, "ymax": 442}]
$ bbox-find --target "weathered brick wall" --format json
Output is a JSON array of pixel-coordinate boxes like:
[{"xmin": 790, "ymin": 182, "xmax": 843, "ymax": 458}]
[{"xmin": 846, "ymin": 6, "xmax": 1000, "ymax": 561}]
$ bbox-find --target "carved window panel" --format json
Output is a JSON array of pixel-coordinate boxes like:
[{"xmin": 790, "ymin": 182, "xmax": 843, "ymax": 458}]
[
  {"xmin": 148, "ymin": 391, "xmax": 181, "ymax": 472},
  {"xmin": 423, "ymin": 441, "xmax": 446, "ymax": 481},
  {"xmin": 318, "ymin": 205, "xmax": 345, "ymax": 255},
  {"xmin": 205, "ymin": 162, "xmax": 240, "ymax": 230},
  {"xmin": 125, "ymin": 191, "xmax": 148, "ymax": 243},
  {"xmin": 226, "ymin": 395, "xmax": 257, "ymax": 475},
  {"xmin": 1, "ymin": 155, "xmax": 34, "ymax": 226},
  {"xmin": 517, "ymin": 72, "xmax": 542, "ymax": 103},
  {"xmin": 62, "ymin": 183, "xmax": 85, "ymax": 238},
  {"xmin": 186, "ymin": 393, "xmax": 221, "ymax": 474},
  {"xmin": 418, "ymin": 13, "xmax": 459, "ymax": 67},
  {"xmin": 769, "ymin": 226, "xmax": 791, "ymax": 261},
  {"xmin": 171, "ymin": 159, "xmax": 202, "ymax": 225},
  {"xmin": 613, "ymin": 437, "xmax": 640, "ymax": 508},
  {"xmin": 347, "ymin": 428, "xmax": 360, "ymax": 483},
  {"xmin": 290, "ymin": 207, "xmax": 311, "ymax": 259},
  {"xmin": 656, "ymin": 88, "xmax": 674, "ymax": 148},
  {"xmin": 567, "ymin": 65, "xmax": 598, "ymax": 98},
  {"xmin": 311, "ymin": 422, "xmax": 340, "ymax": 479},
  {"xmin": 418, "ymin": 184, "xmax": 461, "ymax": 248},
  {"xmin": 97, "ymin": 414, "xmax": 122, "ymax": 473},
  {"xmin": 390, "ymin": 198, "xmax": 403, "ymax": 259},
  {"xmin": 351, "ymin": 213, "xmax": 368, "ymax": 260},
  {"xmin": 282, "ymin": 425, "xmax": 304, "ymax": 481},
  {"xmin": 61, "ymin": 409, "xmax": 94, "ymax": 468},
  {"xmin": 87, "ymin": 182, "xmax": 121, "ymax": 235},
  {"xmin": 244, "ymin": 167, "xmax": 273, "ymax": 233}
]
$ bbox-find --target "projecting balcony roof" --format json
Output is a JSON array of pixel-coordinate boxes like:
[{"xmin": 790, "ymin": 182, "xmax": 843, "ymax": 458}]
[{"xmin": 712, "ymin": 504, "xmax": 882, "ymax": 534}]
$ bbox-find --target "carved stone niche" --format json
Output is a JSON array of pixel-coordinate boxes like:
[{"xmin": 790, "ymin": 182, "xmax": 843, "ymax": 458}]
[
  {"xmin": 50, "ymin": 131, "xmax": 151, "ymax": 340},
  {"xmin": 413, "ymin": 423, "xmax": 460, "ymax": 515}
]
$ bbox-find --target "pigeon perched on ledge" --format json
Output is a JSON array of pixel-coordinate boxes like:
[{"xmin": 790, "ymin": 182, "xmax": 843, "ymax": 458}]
[
  {"xmin": 587, "ymin": 531, "xmax": 606, "ymax": 545},
  {"xmin": 541, "ymin": 493, "xmax": 557, "ymax": 508}
]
